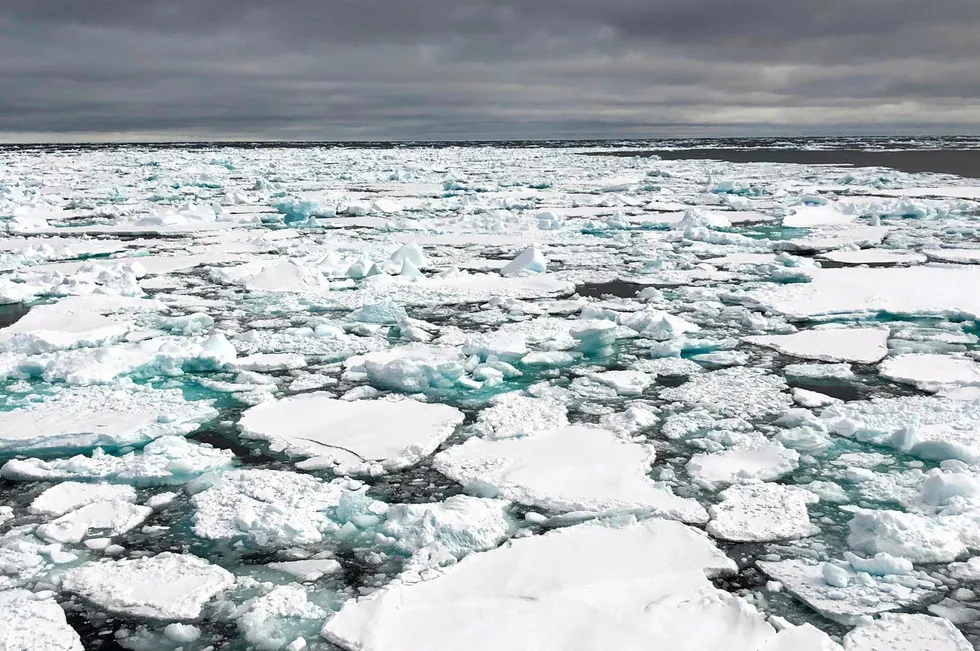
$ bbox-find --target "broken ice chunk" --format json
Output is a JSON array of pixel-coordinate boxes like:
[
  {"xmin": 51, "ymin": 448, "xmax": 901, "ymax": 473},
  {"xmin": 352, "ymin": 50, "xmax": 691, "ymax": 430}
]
[
  {"xmin": 61, "ymin": 552, "xmax": 234, "ymax": 620},
  {"xmin": 706, "ymin": 483, "xmax": 818, "ymax": 542},
  {"xmin": 844, "ymin": 613, "xmax": 972, "ymax": 651}
]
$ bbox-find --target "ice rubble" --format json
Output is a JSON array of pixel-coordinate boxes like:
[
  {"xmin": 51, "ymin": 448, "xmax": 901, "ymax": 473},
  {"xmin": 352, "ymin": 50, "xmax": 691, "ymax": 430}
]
[
  {"xmin": 0, "ymin": 589, "xmax": 83, "ymax": 651},
  {"xmin": 324, "ymin": 518, "xmax": 837, "ymax": 651},
  {"xmin": 60, "ymin": 552, "xmax": 234, "ymax": 620},
  {"xmin": 756, "ymin": 558, "xmax": 936, "ymax": 625},
  {"xmin": 433, "ymin": 425, "xmax": 708, "ymax": 523},
  {"xmin": 1, "ymin": 436, "xmax": 234, "ymax": 485},
  {"xmin": 844, "ymin": 613, "xmax": 973, "ymax": 651},
  {"xmin": 190, "ymin": 469, "xmax": 361, "ymax": 547},
  {"xmin": 239, "ymin": 392, "xmax": 463, "ymax": 473},
  {"xmin": 0, "ymin": 382, "xmax": 216, "ymax": 454},
  {"xmin": 4, "ymin": 143, "xmax": 980, "ymax": 648}
]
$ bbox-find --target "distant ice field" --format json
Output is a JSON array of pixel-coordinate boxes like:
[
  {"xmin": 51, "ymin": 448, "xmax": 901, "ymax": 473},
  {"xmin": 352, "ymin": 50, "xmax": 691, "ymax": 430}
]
[{"xmin": 1, "ymin": 137, "xmax": 980, "ymax": 651}]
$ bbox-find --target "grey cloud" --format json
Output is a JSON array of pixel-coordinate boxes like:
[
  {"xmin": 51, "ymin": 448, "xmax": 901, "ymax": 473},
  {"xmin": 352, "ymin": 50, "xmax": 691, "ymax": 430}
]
[{"xmin": 0, "ymin": 0, "xmax": 978, "ymax": 140}]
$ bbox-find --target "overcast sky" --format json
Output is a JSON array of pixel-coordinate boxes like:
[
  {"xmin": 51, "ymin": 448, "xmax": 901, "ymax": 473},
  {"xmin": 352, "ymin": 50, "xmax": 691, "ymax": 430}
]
[{"xmin": 2, "ymin": 0, "xmax": 979, "ymax": 141}]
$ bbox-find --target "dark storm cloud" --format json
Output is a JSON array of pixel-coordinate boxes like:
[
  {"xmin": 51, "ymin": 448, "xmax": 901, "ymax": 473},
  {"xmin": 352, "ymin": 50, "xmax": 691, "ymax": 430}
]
[{"xmin": 1, "ymin": 0, "xmax": 978, "ymax": 140}]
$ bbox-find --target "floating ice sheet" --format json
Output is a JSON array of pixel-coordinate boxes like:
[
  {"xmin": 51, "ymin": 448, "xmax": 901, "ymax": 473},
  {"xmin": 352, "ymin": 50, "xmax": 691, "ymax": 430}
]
[
  {"xmin": 239, "ymin": 392, "xmax": 463, "ymax": 473},
  {"xmin": 433, "ymin": 425, "xmax": 707, "ymax": 523}
]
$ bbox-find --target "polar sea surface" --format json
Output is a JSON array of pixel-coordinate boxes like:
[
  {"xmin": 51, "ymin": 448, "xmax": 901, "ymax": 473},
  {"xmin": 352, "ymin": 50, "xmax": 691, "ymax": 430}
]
[{"xmin": 2, "ymin": 137, "xmax": 980, "ymax": 650}]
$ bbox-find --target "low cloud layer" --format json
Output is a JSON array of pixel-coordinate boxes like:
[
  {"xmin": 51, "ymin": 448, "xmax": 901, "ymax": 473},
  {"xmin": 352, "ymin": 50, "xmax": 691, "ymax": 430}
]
[{"xmin": 2, "ymin": 0, "xmax": 979, "ymax": 140}]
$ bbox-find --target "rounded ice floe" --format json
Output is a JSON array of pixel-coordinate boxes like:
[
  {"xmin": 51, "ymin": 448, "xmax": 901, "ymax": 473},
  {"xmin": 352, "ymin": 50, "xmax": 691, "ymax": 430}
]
[
  {"xmin": 0, "ymin": 382, "xmax": 217, "ymax": 455},
  {"xmin": 949, "ymin": 556, "xmax": 980, "ymax": 581},
  {"xmin": 61, "ymin": 552, "xmax": 234, "ymax": 620},
  {"xmin": 0, "ymin": 589, "xmax": 82, "ymax": 651},
  {"xmin": 239, "ymin": 392, "xmax": 463, "ymax": 473},
  {"xmin": 707, "ymin": 483, "xmax": 818, "ymax": 542},
  {"xmin": 746, "ymin": 327, "xmax": 889, "ymax": 364},
  {"xmin": 190, "ymin": 469, "xmax": 360, "ymax": 548},
  {"xmin": 433, "ymin": 425, "xmax": 707, "ymax": 523},
  {"xmin": 470, "ymin": 392, "xmax": 568, "ymax": 440},
  {"xmin": 843, "ymin": 613, "xmax": 972, "ymax": 651},
  {"xmin": 461, "ymin": 331, "xmax": 528, "ymax": 362},
  {"xmin": 343, "ymin": 344, "xmax": 466, "ymax": 392},
  {"xmin": 244, "ymin": 260, "xmax": 329, "ymax": 292},
  {"xmin": 847, "ymin": 508, "xmax": 967, "ymax": 564},
  {"xmin": 792, "ymin": 388, "xmax": 841, "ymax": 408},
  {"xmin": 923, "ymin": 248, "xmax": 980, "ymax": 264},
  {"xmin": 325, "ymin": 516, "xmax": 841, "ymax": 651},
  {"xmin": 878, "ymin": 354, "xmax": 980, "ymax": 392},
  {"xmin": 660, "ymin": 367, "xmax": 792, "ymax": 418},
  {"xmin": 821, "ymin": 395, "xmax": 980, "ymax": 463},
  {"xmin": 756, "ymin": 559, "xmax": 936, "ymax": 625},
  {"xmin": 1, "ymin": 436, "xmax": 235, "ymax": 486},
  {"xmin": 688, "ymin": 442, "xmax": 801, "ymax": 486},
  {"xmin": 619, "ymin": 309, "xmax": 700, "ymax": 341}
]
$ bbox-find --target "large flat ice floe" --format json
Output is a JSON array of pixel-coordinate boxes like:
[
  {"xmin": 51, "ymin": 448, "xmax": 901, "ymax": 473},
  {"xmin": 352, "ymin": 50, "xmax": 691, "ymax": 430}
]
[
  {"xmin": 746, "ymin": 266, "xmax": 980, "ymax": 318},
  {"xmin": 433, "ymin": 425, "xmax": 708, "ymax": 523},
  {"xmin": 61, "ymin": 552, "xmax": 234, "ymax": 620},
  {"xmin": 324, "ymin": 518, "xmax": 835, "ymax": 651},
  {"xmin": 745, "ymin": 327, "xmax": 889, "ymax": 364},
  {"xmin": 239, "ymin": 392, "xmax": 463, "ymax": 473}
]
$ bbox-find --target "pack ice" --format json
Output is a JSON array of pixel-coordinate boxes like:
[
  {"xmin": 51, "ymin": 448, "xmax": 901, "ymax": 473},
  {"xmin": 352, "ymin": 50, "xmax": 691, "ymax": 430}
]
[{"xmin": 3, "ymin": 139, "xmax": 980, "ymax": 650}]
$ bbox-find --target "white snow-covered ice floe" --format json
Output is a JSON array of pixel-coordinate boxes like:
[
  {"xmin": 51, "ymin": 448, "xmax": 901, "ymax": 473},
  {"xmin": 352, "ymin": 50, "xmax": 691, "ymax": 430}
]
[{"xmin": 5, "ymin": 141, "xmax": 980, "ymax": 648}]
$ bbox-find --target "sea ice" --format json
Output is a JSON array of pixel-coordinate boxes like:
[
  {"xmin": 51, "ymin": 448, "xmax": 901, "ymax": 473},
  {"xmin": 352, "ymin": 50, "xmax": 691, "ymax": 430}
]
[
  {"xmin": 0, "ymin": 382, "xmax": 216, "ymax": 454},
  {"xmin": 843, "ymin": 613, "xmax": 972, "ymax": 651},
  {"xmin": 878, "ymin": 354, "xmax": 980, "ymax": 392},
  {"xmin": 60, "ymin": 552, "xmax": 234, "ymax": 620},
  {"xmin": 29, "ymin": 482, "xmax": 136, "ymax": 516},
  {"xmin": 659, "ymin": 367, "xmax": 792, "ymax": 418},
  {"xmin": 433, "ymin": 425, "xmax": 708, "ymax": 523},
  {"xmin": 756, "ymin": 559, "xmax": 935, "ymax": 625},
  {"xmin": 1, "ymin": 436, "xmax": 234, "ymax": 485},
  {"xmin": 688, "ymin": 442, "xmax": 801, "ymax": 485},
  {"xmin": 0, "ymin": 589, "xmax": 82, "ymax": 651},
  {"xmin": 707, "ymin": 483, "xmax": 818, "ymax": 542},
  {"xmin": 324, "ymin": 517, "xmax": 824, "ymax": 651},
  {"xmin": 239, "ymin": 392, "xmax": 463, "ymax": 473},
  {"xmin": 190, "ymin": 469, "xmax": 358, "ymax": 547},
  {"xmin": 746, "ymin": 327, "xmax": 889, "ymax": 364},
  {"xmin": 847, "ymin": 508, "xmax": 967, "ymax": 563}
]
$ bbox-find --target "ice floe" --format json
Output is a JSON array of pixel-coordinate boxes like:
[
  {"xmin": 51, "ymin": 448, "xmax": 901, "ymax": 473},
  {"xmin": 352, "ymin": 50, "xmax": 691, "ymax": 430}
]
[
  {"xmin": 434, "ymin": 425, "xmax": 708, "ymax": 523},
  {"xmin": 60, "ymin": 552, "xmax": 234, "ymax": 620},
  {"xmin": 325, "ymin": 517, "xmax": 833, "ymax": 651},
  {"xmin": 239, "ymin": 392, "xmax": 463, "ymax": 473}
]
